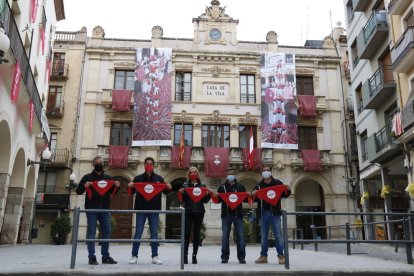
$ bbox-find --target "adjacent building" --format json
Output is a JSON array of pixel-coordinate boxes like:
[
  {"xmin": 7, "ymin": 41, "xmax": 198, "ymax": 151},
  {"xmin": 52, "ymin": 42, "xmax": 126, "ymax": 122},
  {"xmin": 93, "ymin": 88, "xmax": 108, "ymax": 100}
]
[{"xmin": 0, "ymin": 0, "xmax": 64, "ymax": 244}]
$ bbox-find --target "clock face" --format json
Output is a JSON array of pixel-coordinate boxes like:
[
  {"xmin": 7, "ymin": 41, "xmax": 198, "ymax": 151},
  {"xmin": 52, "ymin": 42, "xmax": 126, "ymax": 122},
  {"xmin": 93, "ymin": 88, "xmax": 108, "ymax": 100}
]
[{"xmin": 209, "ymin": 28, "xmax": 222, "ymax": 40}]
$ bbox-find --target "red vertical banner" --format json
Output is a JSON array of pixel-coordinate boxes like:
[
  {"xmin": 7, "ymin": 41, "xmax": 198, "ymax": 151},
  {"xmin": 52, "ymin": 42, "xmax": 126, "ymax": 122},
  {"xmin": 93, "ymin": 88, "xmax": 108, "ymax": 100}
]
[
  {"xmin": 29, "ymin": 100, "xmax": 34, "ymax": 133},
  {"xmin": 46, "ymin": 59, "xmax": 51, "ymax": 84},
  {"xmin": 11, "ymin": 62, "xmax": 22, "ymax": 103},
  {"xmin": 30, "ymin": 0, "xmax": 38, "ymax": 23},
  {"xmin": 249, "ymin": 125, "xmax": 254, "ymax": 169},
  {"xmin": 40, "ymin": 27, "xmax": 45, "ymax": 55},
  {"xmin": 179, "ymin": 124, "xmax": 185, "ymax": 168}
]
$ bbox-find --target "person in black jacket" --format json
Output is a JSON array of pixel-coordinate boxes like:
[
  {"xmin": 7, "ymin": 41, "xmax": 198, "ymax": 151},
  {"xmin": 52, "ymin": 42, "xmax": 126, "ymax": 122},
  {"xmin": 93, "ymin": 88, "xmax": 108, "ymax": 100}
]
[
  {"xmin": 127, "ymin": 157, "xmax": 171, "ymax": 265},
  {"xmin": 252, "ymin": 164, "xmax": 291, "ymax": 265},
  {"xmin": 216, "ymin": 167, "xmax": 246, "ymax": 264},
  {"xmin": 76, "ymin": 156, "xmax": 120, "ymax": 265},
  {"xmin": 178, "ymin": 166, "xmax": 211, "ymax": 264}
]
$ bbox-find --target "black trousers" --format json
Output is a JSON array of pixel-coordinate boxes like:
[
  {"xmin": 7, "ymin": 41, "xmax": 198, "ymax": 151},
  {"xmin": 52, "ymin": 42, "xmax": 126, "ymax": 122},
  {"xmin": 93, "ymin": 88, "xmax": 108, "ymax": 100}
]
[{"xmin": 184, "ymin": 212, "xmax": 204, "ymax": 256}]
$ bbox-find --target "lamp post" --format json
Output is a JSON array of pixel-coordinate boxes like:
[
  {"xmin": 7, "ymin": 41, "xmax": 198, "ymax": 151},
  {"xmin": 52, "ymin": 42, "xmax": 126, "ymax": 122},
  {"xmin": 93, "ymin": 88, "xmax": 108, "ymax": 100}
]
[{"xmin": 0, "ymin": 27, "xmax": 10, "ymax": 64}]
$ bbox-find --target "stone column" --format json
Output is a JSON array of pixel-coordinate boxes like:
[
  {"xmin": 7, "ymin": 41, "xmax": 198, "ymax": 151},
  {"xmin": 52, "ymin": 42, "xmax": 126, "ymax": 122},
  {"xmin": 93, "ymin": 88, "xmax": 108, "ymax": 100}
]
[
  {"xmin": 0, "ymin": 187, "xmax": 24, "ymax": 244},
  {"xmin": 0, "ymin": 173, "xmax": 10, "ymax": 234},
  {"xmin": 19, "ymin": 197, "xmax": 35, "ymax": 244}
]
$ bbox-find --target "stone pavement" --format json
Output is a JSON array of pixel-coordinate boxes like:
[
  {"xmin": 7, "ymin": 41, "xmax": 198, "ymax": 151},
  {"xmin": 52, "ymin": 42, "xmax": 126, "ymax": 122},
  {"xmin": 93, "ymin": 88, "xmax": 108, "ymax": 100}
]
[{"xmin": 0, "ymin": 243, "xmax": 413, "ymax": 275}]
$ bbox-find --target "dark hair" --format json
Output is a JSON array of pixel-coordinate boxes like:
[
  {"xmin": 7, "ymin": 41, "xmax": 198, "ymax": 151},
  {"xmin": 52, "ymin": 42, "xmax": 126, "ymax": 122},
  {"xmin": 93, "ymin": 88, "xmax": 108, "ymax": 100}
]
[
  {"xmin": 262, "ymin": 164, "xmax": 272, "ymax": 171},
  {"xmin": 144, "ymin": 157, "xmax": 155, "ymax": 164},
  {"xmin": 226, "ymin": 167, "xmax": 236, "ymax": 174}
]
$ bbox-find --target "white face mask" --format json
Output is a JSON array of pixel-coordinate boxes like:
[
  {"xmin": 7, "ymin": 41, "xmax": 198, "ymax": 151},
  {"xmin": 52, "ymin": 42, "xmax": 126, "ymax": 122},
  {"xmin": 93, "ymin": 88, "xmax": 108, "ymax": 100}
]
[
  {"xmin": 262, "ymin": 171, "xmax": 272, "ymax": 179},
  {"xmin": 226, "ymin": 175, "xmax": 235, "ymax": 182}
]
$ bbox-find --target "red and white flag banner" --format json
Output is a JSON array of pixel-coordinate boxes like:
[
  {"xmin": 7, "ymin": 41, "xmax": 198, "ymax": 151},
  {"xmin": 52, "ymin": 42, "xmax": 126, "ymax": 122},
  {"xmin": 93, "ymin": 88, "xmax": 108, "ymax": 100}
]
[
  {"xmin": 29, "ymin": 100, "xmax": 34, "ymax": 133},
  {"xmin": 85, "ymin": 180, "xmax": 118, "ymax": 200},
  {"xmin": 11, "ymin": 62, "xmax": 22, "ymax": 103},
  {"xmin": 254, "ymin": 185, "xmax": 288, "ymax": 206},
  {"xmin": 128, "ymin": 182, "xmax": 168, "ymax": 201},
  {"xmin": 217, "ymin": 192, "xmax": 252, "ymax": 210},
  {"xmin": 178, "ymin": 187, "xmax": 209, "ymax": 203}
]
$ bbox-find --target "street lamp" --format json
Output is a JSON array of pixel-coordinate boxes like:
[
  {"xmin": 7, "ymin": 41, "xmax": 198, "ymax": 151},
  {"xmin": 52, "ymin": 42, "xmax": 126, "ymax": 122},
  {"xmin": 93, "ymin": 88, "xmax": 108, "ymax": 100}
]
[
  {"xmin": 0, "ymin": 27, "xmax": 10, "ymax": 64},
  {"xmin": 27, "ymin": 147, "xmax": 52, "ymax": 166}
]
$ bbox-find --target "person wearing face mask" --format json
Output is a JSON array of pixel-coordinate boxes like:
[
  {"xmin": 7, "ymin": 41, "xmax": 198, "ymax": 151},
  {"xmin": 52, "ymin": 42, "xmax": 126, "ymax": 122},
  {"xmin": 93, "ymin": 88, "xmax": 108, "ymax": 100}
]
[
  {"xmin": 178, "ymin": 166, "xmax": 211, "ymax": 264},
  {"xmin": 251, "ymin": 164, "xmax": 291, "ymax": 265},
  {"xmin": 127, "ymin": 157, "xmax": 172, "ymax": 265},
  {"xmin": 76, "ymin": 156, "xmax": 120, "ymax": 265},
  {"xmin": 215, "ymin": 167, "xmax": 247, "ymax": 264}
]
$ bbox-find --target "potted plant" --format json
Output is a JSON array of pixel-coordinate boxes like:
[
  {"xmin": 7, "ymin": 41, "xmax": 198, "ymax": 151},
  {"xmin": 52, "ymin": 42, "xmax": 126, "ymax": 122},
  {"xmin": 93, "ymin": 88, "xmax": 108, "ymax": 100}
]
[{"xmin": 51, "ymin": 214, "xmax": 72, "ymax": 245}]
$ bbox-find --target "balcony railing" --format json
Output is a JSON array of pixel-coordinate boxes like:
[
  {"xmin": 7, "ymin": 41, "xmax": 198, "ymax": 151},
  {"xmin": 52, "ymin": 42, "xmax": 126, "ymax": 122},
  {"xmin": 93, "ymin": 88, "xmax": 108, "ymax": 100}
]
[
  {"xmin": 358, "ymin": 10, "xmax": 388, "ymax": 59},
  {"xmin": 101, "ymin": 89, "xmax": 134, "ymax": 107},
  {"xmin": 2, "ymin": 2, "xmax": 43, "ymax": 131},
  {"xmin": 45, "ymin": 149, "xmax": 70, "ymax": 167},
  {"xmin": 388, "ymin": 0, "xmax": 412, "ymax": 15},
  {"xmin": 391, "ymin": 26, "xmax": 414, "ymax": 73},
  {"xmin": 362, "ymin": 65, "xmax": 396, "ymax": 109},
  {"xmin": 363, "ymin": 11, "xmax": 387, "ymax": 43},
  {"xmin": 46, "ymin": 104, "xmax": 64, "ymax": 118},
  {"xmin": 352, "ymin": 0, "xmax": 370, "ymax": 12},
  {"xmin": 289, "ymin": 149, "xmax": 332, "ymax": 171},
  {"xmin": 51, "ymin": 62, "xmax": 69, "ymax": 79},
  {"xmin": 374, "ymin": 125, "xmax": 394, "ymax": 152},
  {"xmin": 402, "ymin": 99, "xmax": 414, "ymax": 131},
  {"xmin": 346, "ymin": 97, "xmax": 354, "ymax": 114},
  {"xmin": 97, "ymin": 145, "xmax": 140, "ymax": 168}
]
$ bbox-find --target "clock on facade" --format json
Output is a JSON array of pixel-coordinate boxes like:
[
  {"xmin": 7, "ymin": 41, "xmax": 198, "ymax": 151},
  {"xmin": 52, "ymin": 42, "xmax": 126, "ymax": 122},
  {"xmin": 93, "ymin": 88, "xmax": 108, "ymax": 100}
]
[{"xmin": 209, "ymin": 28, "xmax": 222, "ymax": 40}]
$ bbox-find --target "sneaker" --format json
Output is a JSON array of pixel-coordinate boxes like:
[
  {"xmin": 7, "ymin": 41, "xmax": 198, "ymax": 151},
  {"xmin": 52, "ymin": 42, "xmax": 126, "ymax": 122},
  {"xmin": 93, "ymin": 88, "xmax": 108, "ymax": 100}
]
[
  {"xmin": 221, "ymin": 258, "xmax": 228, "ymax": 264},
  {"xmin": 239, "ymin": 259, "xmax": 246, "ymax": 264},
  {"xmin": 278, "ymin": 255, "xmax": 285, "ymax": 265},
  {"xmin": 192, "ymin": 254, "xmax": 197, "ymax": 264},
  {"xmin": 255, "ymin": 255, "xmax": 268, "ymax": 264},
  {"xmin": 102, "ymin": 256, "xmax": 117, "ymax": 264},
  {"xmin": 129, "ymin": 256, "xmax": 137, "ymax": 264},
  {"xmin": 88, "ymin": 256, "xmax": 98, "ymax": 265},
  {"xmin": 152, "ymin": 256, "xmax": 163, "ymax": 265}
]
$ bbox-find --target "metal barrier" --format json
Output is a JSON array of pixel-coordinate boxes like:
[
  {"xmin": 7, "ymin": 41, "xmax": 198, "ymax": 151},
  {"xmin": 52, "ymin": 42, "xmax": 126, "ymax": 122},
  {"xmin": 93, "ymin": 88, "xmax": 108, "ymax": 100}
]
[
  {"xmin": 70, "ymin": 207, "xmax": 185, "ymax": 269},
  {"xmin": 282, "ymin": 211, "xmax": 414, "ymax": 269}
]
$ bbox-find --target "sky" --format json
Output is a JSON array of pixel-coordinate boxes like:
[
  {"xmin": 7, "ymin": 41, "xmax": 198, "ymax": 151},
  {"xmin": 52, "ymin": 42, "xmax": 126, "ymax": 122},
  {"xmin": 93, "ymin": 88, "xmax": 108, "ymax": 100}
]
[{"xmin": 56, "ymin": 0, "xmax": 346, "ymax": 46}]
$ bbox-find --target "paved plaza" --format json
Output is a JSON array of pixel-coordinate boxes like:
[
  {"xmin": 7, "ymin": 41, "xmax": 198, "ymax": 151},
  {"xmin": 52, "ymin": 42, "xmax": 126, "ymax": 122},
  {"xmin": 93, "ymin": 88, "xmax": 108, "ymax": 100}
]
[{"xmin": 0, "ymin": 243, "xmax": 413, "ymax": 275}]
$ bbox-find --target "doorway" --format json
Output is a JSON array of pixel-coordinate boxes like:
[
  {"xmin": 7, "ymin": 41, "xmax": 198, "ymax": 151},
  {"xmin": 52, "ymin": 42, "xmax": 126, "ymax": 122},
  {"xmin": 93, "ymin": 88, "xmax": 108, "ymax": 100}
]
[
  {"xmin": 295, "ymin": 181, "xmax": 326, "ymax": 239},
  {"xmin": 110, "ymin": 176, "xmax": 133, "ymax": 239},
  {"xmin": 165, "ymin": 178, "xmax": 186, "ymax": 239}
]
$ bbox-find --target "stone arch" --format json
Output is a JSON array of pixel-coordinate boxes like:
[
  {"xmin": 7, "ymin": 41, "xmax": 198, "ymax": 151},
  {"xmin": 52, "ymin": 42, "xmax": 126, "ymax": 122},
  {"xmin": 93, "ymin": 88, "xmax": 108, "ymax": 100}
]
[
  {"xmin": 0, "ymin": 119, "xmax": 12, "ymax": 238},
  {"xmin": 105, "ymin": 168, "xmax": 134, "ymax": 182},
  {"xmin": 1, "ymin": 148, "xmax": 27, "ymax": 244},
  {"xmin": 290, "ymin": 172, "xmax": 333, "ymax": 195},
  {"xmin": 236, "ymin": 170, "xmax": 261, "ymax": 191},
  {"xmin": 0, "ymin": 120, "xmax": 11, "ymax": 174}
]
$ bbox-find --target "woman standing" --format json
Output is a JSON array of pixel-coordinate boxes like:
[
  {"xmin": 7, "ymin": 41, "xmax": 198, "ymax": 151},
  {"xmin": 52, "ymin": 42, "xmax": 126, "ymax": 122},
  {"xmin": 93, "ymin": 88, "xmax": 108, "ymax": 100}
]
[{"xmin": 178, "ymin": 167, "xmax": 211, "ymax": 264}]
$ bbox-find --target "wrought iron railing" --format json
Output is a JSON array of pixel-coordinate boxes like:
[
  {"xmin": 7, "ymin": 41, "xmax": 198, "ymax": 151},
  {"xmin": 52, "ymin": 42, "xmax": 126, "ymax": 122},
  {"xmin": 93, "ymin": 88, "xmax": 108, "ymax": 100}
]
[
  {"xmin": 368, "ymin": 65, "xmax": 394, "ymax": 97},
  {"xmin": 1, "ymin": 2, "xmax": 43, "ymax": 126},
  {"xmin": 402, "ymin": 99, "xmax": 414, "ymax": 130},
  {"xmin": 374, "ymin": 124, "xmax": 394, "ymax": 152},
  {"xmin": 391, "ymin": 26, "xmax": 414, "ymax": 69},
  {"xmin": 363, "ymin": 10, "xmax": 387, "ymax": 43}
]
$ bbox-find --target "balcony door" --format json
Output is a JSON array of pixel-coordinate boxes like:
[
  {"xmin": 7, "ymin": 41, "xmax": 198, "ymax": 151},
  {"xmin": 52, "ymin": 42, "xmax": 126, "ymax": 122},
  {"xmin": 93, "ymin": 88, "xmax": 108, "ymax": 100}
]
[
  {"xmin": 298, "ymin": 127, "xmax": 317, "ymax": 149},
  {"xmin": 110, "ymin": 122, "xmax": 132, "ymax": 146}
]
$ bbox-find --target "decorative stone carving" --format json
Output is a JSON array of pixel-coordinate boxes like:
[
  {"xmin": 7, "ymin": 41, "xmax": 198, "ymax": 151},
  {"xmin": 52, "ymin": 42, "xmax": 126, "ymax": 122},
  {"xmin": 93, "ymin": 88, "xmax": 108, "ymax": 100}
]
[
  {"xmin": 296, "ymin": 68, "xmax": 315, "ymax": 75},
  {"xmin": 173, "ymin": 110, "xmax": 194, "ymax": 123},
  {"xmin": 275, "ymin": 161, "xmax": 285, "ymax": 171},
  {"xmin": 322, "ymin": 36, "xmax": 335, "ymax": 48},
  {"xmin": 202, "ymin": 110, "xmax": 230, "ymax": 123},
  {"xmin": 92, "ymin": 26, "xmax": 105, "ymax": 38},
  {"xmin": 238, "ymin": 112, "xmax": 259, "ymax": 124},
  {"xmin": 113, "ymin": 61, "xmax": 136, "ymax": 69},
  {"xmin": 266, "ymin": 31, "xmax": 278, "ymax": 44},
  {"xmin": 201, "ymin": 65, "xmax": 230, "ymax": 78},
  {"xmin": 239, "ymin": 66, "xmax": 257, "ymax": 73},
  {"xmin": 231, "ymin": 123, "xmax": 239, "ymax": 130},
  {"xmin": 205, "ymin": 0, "xmax": 226, "ymax": 19},
  {"xmin": 152, "ymin": 25, "xmax": 163, "ymax": 39},
  {"xmin": 175, "ymin": 64, "xmax": 193, "ymax": 70}
]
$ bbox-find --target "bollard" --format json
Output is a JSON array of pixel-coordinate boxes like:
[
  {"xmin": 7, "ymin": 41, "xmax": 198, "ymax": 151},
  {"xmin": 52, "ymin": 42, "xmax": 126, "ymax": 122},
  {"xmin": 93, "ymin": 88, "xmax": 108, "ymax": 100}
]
[
  {"xmin": 345, "ymin": 223, "xmax": 351, "ymax": 256},
  {"xmin": 282, "ymin": 210, "xmax": 290, "ymax": 269},
  {"xmin": 292, "ymin": 229, "xmax": 296, "ymax": 250},
  {"xmin": 311, "ymin": 225, "xmax": 318, "ymax": 252},
  {"xmin": 299, "ymin": 228, "xmax": 304, "ymax": 250},
  {"xmin": 70, "ymin": 207, "xmax": 81, "ymax": 269},
  {"xmin": 403, "ymin": 217, "xmax": 413, "ymax": 264}
]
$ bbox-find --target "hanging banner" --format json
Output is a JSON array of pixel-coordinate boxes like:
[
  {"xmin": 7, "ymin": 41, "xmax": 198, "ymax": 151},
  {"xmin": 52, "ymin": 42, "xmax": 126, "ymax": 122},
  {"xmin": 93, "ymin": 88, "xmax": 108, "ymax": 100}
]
[
  {"xmin": 132, "ymin": 48, "xmax": 172, "ymax": 146},
  {"xmin": 29, "ymin": 100, "xmax": 34, "ymax": 133},
  {"xmin": 260, "ymin": 53, "xmax": 298, "ymax": 149},
  {"xmin": 11, "ymin": 62, "xmax": 22, "ymax": 103},
  {"xmin": 30, "ymin": 0, "xmax": 38, "ymax": 23}
]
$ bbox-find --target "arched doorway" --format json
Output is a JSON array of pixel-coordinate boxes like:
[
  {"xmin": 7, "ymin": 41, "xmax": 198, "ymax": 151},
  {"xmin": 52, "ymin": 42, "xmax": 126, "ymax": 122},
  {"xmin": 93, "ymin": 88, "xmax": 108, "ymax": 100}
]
[
  {"xmin": 165, "ymin": 177, "xmax": 186, "ymax": 239},
  {"xmin": 0, "ymin": 120, "xmax": 11, "ymax": 237},
  {"xmin": 295, "ymin": 180, "xmax": 326, "ymax": 239},
  {"xmin": 110, "ymin": 176, "xmax": 133, "ymax": 239}
]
